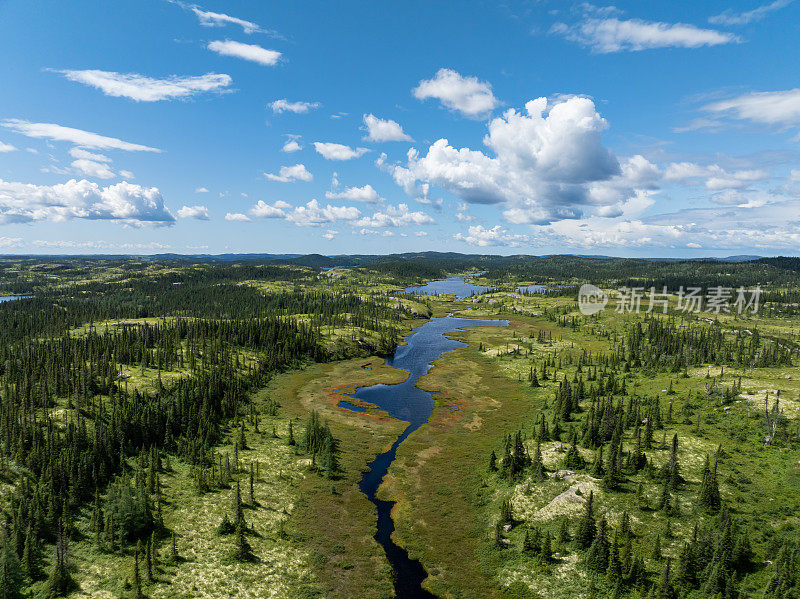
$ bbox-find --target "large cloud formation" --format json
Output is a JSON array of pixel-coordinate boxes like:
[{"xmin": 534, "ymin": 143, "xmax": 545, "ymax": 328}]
[
  {"xmin": 0, "ymin": 178, "xmax": 174, "ymax": 225},
  {"xmin": 389, "ymin": 96, "xmax": 655, "ymax": 224}
]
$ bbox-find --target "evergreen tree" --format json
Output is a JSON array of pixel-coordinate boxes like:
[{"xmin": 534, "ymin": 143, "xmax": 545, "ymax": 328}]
[
  {"xmin": 500, "ymin": 499, "xmax": 514, "ymax": 525},
  {"xmin": 698, "ymin": 454, "xmax": 721, "ymax": 513},
  {"xmin": 563, "ymin": 435, "xmax": 585, "ymax": 471},
  {"xmin": 43, "ymin": 519, "xmax": 73, "ymax": 598},
  {"xmin": 0, "ymin": 526, "xmax": 23, "ymax": 599},
  {"xmin": 590, "ymin": 446, "xmax": 604, "ymax": 478},
  {"xmin": 322, "ymin": 432, "xmax": 340, "ymax": 479},
  {"xmin": 651, "ymin": 534, "xmax": 663, "ymax": 561},
  {"xmin": 231, "ymin": 521, "xmax": 253, "ymax": 562},
  {"xmin": 21, "ymin": 525, "xmax": 42, "ymax": 582},
  {"xmin": 133, "ymin": 548, "xmax": 144, "ymax": 599},
  {"xmin": 539, "ymin": 531, "xmax": 552, "ymax": 562},
  {"xmin": 606, "ymin": 534, "xmax": 623, "ymax": 587},
  {"xmin": 531, "ymin": 443, "xmax": 546, "ymax": 482},
  {"xmin": 575, "ymin": 491, "xmax": 596, "ymax": 550},
  {"xmin": 657, "ymin": 558, "xmax": 677, "ymax": 599},
  {"xmin": 168, "ymin": 533, "xmax": 179, "ymax": 564},
  {"xmin": 586, "ymin": 517, "xmax": 610, "ymax": 573},
  {"xmin": 558, "ymin": 520, "xmax": 571, "ymax": 545},
  {"xmin": 217, "ymin": 513, "xmax": 235, "ymax": 538}
]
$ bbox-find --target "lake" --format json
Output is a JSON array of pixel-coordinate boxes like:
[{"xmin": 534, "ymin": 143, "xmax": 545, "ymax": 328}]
[
  {"xmin": 402, "ymin": 277, "xmax": 494, "ymax": 300},
  {"xmin": 402, "ymin": 277, "xmax": 548, "ymax": 300}
]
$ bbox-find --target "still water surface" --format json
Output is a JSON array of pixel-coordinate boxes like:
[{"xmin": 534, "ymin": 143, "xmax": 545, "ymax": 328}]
[{"xmin": 340, "ymin": 315, "xmax": 508, "ymax": 597}]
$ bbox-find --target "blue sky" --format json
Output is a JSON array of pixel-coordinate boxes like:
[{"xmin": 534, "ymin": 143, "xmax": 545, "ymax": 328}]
[{"xmin": 1, "ymin": 0, "xmax": 799, "ymax": 256}]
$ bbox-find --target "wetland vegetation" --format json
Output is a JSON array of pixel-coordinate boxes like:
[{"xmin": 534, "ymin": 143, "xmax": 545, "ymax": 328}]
[{"xmin": 0, "ymin": 253, "xmax": 799, "ymax": 598}]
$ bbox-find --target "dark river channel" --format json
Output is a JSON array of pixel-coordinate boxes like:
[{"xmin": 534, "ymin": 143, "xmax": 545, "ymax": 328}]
[{"xmin": 339, "ymin": 315, "xmax": 507, "ymax": 598}]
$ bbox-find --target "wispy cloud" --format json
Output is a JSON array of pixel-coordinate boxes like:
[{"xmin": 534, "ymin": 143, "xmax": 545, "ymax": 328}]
[
  {"xmin": 2, "ymin": 119, "xmax": 161, "ymax": 152},
  {"xmin": 208, "ymin": 40, "xmax": 281, "ymax": 66},
  {"xmin": 282, "ymin": 135, "xmax": 303, "ymax": 152},
  {"xmin": 701, "ymin": 88, "xmax": 800, "ymax": 129},
  {"xmin": 168, "ymin": 1, "xmax": 280, "ymax": 36},
  {"xmin": 551, "ymin": 17, "xmax": 737, "ymax": 53},
  {"xmin": 51, "ymin": 69, "xmax": 231, "ymax": 102},
  {"xmin": 192, "ymin": 6, "xmax": 263, "ymax": 34},
  {"xmin": 709, "ymin": 0, "xmax": 794, "ymax": 25},
  {"xmin": 269, "ymin": 99, "xmax": 320, "ymax": 114}
]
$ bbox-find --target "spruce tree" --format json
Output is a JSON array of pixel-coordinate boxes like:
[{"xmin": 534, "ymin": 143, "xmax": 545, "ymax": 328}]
[
  {"xmin": 698, "ymin": 454, "xmax": 721, "ymax": 513},
  {"xmin": 531, "ymin": 443, "xmax": 546, "ymax": 482},
  {"xmin": 500, "ymin": 499, "xmax": 514, "ymax": 525},
  {"xmin": 651, "ymin": 534, "xmax": 662, "ymax": 561},
  {"xmin": 657, "ymin": 557, "xmax": 677, "ymax": 599},
  {"xmin": 606, "ymin": 534, "xmax": 622, "ymax": 587},
  {"xmin": 575, "ymin": 491, "xmax": 596, "ymax": 550},
  {"xmin": 539, "ymin": 531, "xmax": 552, "ymax": 562},
  {"xmin": 168, "ymin": 533, "xmax": 179, "ymax": 564},
  {"xmin": 590, "ymin": 446, "xmax": 604, "ymax": 478},
  {"xmin": 232, "ymin": 521, "xmax": 253, "ymax": 562},
  {"xmin": 585, "ymin": 517, "xmax": 610, "ymax": 574},
  {"xmin": 558, "ymin": 520, "xmax": 571, "ymax": 545},
  {"xmin": 0, "ymin": 526, "xmax": 23, "ymax": 599},
  {"xmin": 133, "ymin": 548, "xmax": 144, "ymax": 599}
]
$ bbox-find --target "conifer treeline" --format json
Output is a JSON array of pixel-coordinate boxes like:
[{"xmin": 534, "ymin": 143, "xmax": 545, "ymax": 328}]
[{"xmin": 0, "ymin": 266, "xmax": 411, "ymax": 595}]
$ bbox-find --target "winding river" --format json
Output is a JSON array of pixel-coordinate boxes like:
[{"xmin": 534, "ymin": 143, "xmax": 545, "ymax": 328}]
[{"xmin": 339, "ymin": 315, "xmax": 508, "ymax": 598}]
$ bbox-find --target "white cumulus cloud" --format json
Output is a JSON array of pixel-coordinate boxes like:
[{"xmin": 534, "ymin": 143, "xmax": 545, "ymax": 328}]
[
  {"xmin": 249, "ymin": 200, "xmax": 285, "ymax": 218},
  {"xmin": 325, "ymin": 184, "xmax": 382, "ymax": 203},
  {"xmin": 264, "ymin": 164, "xmax": 313, "ymax": 182},
  {"xmin": 225, "ymin": 212, "xmax": 251, "ymax": 222},
  {"xmin": 177, "ymin": 204, "xmax": 210, "ymax": 220},
  {"xmin": 283, "ymin": 199, "xmax": 361, "ymax": 227},
  {"xmin": 387, "ymin": 96, "xmax": 630, "ymax": 224},
  {"xmin": 282, "ymin": 136, "xmax": 302, "ymax": 152},
  {"xmin": 454, "ymin": 225, "xmax": 530, "ymax": 247},
  {"xmin": 362, "ymin": 114, "xmax": 412, "ymax": 142},
  {"xmin": 355, "ymin": 203, "xmax": 435, "ymax": 228},
  {"xmin": 413, "ymin": 68, "xmax": 499, "ymax": 118},
  {"xmin": 0, "ymin": 178, "xmax": 174, "ymax": 225},
  {"xmin": 313, "ymin": 142, "xmax": 369, "ymax": 161}
]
